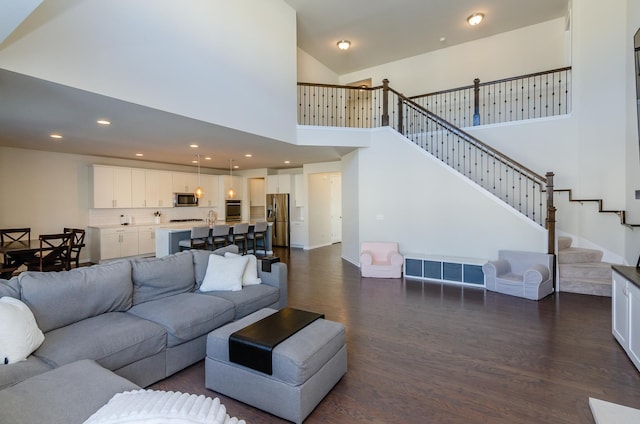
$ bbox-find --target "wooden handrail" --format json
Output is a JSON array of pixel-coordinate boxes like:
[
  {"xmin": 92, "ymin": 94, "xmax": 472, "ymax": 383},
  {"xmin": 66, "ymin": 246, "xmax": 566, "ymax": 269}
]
[{"xmin": 553, "ymin": 189, "xmax": 640, "ymax": 228}]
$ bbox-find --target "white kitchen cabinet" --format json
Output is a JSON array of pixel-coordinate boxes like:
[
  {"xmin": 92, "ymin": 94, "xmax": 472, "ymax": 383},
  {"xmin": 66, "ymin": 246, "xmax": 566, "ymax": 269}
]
[
  {"xmin": 145, "ymin": 170, "xmax": 173, "ymax": 208},
  {"xmin": 249, "ymin": 178, "xmax": 266, "ymax": 206},
  {"xmin": 172, "ymin": 172, "xmax": 200, "ymax": 193},
  {"xmin": 199, "ymin": 175, "xmax": 219, "ymax": 208},
  {"xmin": 138, "ymin": 225, "xmax": 157, "ymax": 255},
  {"xmin": 612, "ymin": 269, "xmax": 640, "ymax": 372},
  {"xmin": 294, "ymin": 174, "xmax": 305, "ymax": 207},
  {"xmin": 91, "ymin": 227, "xmax": 139, "ymax": 261},
  {"xmin": 223, "ymin": 175, "xmax": 243, "ymax": 200},
  {"xmin": 91, "ymin": 165, "xmax": 132, "ymax": 208},
  {"xmin": 131, "ymin": 169, "xmax": 146, "ymax": 208},
  {"xmin": 266, "ymin": 175, "xmax": 291, "ymax": 194}
]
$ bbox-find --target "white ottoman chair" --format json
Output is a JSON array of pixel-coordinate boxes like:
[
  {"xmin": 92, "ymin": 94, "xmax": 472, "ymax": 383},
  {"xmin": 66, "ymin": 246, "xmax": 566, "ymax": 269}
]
[{"xmin": 205, "ymin": 308, "xmax": 347, "ymax": 424}]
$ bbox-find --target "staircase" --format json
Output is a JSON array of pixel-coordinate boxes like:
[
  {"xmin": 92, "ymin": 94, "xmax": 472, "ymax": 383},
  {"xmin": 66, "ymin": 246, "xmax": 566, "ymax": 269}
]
[{"xmin": 557, "ymin": 236, "xmax": 612, "ymax": 297}]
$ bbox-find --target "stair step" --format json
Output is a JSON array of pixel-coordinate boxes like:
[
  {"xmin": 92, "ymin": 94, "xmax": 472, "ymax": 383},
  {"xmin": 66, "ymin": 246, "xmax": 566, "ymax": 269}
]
[
  {"xmin": 558, "ymin": 247, "xmax": 603, "ymax": 264},
  {"xmin": 559, "ymin": 277, "xmax": 612, "ymax": 297},
  {"xmin": 559, "ymin": 262, "xmax": 613, "ymax": 280},
  {"xmin": 558, "ymin": 236, "xmax": 573, "ymax": 250}
]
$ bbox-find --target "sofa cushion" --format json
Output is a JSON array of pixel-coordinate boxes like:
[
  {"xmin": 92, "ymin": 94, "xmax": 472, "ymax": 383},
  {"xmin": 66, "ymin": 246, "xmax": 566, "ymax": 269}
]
[
  {"xmin": 192, "ymin": 245, "xmax": 240, "ymax": 290},
  {"xmin": 0, "ymin": 276, "xmax": 20, "ymax": 298},
  {"xmin": 127, "ymin": 292, "xmax": 235, "ymax": 347},
  {"xmin": 33, "ymin": 312, "xmax": 166, "ymax": 371},
  {"xmin": 0, "ymin": 356, "xmax": 53, "ymax": 391},
  {"xmin": 18, "ymin": 260, "xmax": 133, "ymax": 333},
  {"xmin": 0, "ymin": 359, "xmax": 140, "ymax": 424},
  {"xmin": 131, "ymin": 251, "xmax": 195, "ymax": 305},
  {"xmin": 0, "ymin": 297, "xmax": 45, "ymax": 364},
  {"xmin": 198, "ymin": 284, "xmax": 280, "ymax": 319}
]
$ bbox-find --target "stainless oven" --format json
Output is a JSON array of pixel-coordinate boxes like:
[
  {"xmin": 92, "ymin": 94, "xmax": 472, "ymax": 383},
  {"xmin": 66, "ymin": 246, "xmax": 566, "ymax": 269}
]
[{"xmin": 225, "ymin": 200, "xmax": 241, "ymax": 222}]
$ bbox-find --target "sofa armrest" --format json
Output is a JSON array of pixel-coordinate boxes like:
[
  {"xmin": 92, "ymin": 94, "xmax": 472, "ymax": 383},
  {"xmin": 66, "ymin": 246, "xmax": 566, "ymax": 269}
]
[
  {"xmin": 523, "ymin": 264, "xmax": 550, "ymax": 286},
  {"xmin": 388, "ymin": 252, "xmax": 403, "ymax": 267},
  {"xmin": 360, "ymin": 250, "xmax": 373, "ymax": 266},
  {"xmin": 483, "ymin": 259, "xmax": 511, "ymax": 278},
  {"xmin": 258, "ymin": 262, "xmax": 288, "ymax": 309}
]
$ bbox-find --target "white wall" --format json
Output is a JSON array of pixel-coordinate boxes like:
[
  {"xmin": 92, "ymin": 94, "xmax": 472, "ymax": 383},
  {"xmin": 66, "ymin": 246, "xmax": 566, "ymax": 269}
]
[
  {"xmin": 340, "ymin": 128, "xmax": 547, "ymax": 263},
  {"xmin": 297, "ymin": 48, "xmax": 339, "ymax": 84},
  {"xmin": 338, "ymin": 18, "xmax": 568, "ymax": 96},
  {"xmin": 0, "ymin": 0, "xmax": 298, "ymax": 144}
]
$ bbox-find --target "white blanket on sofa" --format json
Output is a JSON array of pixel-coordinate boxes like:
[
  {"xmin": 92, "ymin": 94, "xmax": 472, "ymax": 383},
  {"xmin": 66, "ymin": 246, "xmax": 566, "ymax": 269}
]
[{"xmin": 83, "ymin": 390, "xmax": 245, "ymax": 424}]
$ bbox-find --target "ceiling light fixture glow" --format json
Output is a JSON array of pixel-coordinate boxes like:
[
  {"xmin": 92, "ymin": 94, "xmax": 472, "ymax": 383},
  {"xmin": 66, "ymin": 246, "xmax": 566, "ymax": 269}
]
[
  {"xmin": 245, "ymin": 154, "xmax": 252, "ymax": 157},
  {"xmin": 337, "ymin": 40, "xmax": 351, "ymax": 50},
  {"xmin": 467, "ymin": 13, "xmax": 484, "ymax": 26},
  {"xmin": 135, "ymin": 153, "xmax": 144, "ymax": 157},
  {"xmin": 189, "ymin": 144, "xmax": 199, "ymax": 148},
  {"xmin": 50, "ymin": 134, "xmax": 63, "ymax": 139},
  {"xmin": 284, "ymin": 160, "xmax": 291, "ymax": 164},
  {"xmin": 204, "ymin": 157, "xmax": 212, "ymax": 160},
  {"xmin": 96, "ymin": 119, "xmax": 111, "ymax": 125}
]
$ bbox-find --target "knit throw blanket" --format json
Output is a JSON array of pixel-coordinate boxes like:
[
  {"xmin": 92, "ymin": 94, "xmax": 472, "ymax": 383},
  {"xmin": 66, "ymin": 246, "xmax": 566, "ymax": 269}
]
[{"xmin": 83, "ymin": 390, "xmax": 245, "ymax": 424}]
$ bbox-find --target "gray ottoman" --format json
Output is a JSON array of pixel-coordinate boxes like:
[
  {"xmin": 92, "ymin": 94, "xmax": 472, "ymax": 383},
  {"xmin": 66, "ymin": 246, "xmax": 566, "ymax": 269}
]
[
  {"xmin": 205, "ymin": 308, "xmax": 347, "ymax": 423},
  {"xmin": 0, "ymin": 359, "xmax": 140, "ymax": 424}
]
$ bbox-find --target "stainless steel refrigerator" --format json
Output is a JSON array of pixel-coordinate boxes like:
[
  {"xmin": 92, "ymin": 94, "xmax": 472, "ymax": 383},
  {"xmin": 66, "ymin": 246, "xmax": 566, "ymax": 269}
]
[{"xmin": 266, "ymin": 193, "xmax": 290, "ymax": 247}]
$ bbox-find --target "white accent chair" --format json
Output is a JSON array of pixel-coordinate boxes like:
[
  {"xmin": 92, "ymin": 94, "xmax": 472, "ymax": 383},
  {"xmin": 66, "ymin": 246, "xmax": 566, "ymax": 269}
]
[
  {"xmin": 482, "ymin": 250, "xmax": 554, "ymax": 300},
  {"xmin": 360, "ymin": 242, "xmax": 403, "ymax": 278}
]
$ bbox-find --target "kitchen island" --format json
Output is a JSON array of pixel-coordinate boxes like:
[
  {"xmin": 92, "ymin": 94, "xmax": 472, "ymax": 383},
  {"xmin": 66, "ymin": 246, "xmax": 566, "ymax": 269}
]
[{"xmin": 155, "ymin": 222, "xmax": 273, "ymax": 257}]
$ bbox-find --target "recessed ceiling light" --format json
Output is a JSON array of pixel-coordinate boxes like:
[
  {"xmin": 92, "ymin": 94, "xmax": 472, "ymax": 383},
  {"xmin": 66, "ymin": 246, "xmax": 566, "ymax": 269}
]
[
  {"xmin": 245, "ymin": 154, "xmax": 252, "ymax": 158},
  {"xmin": 135, "ymin": 153, "xmax": 144, "ymax": 157},
  {"xmin": 439, "ymin": 37, "xmax": 446, "ymax": 42},
  {"xmin": 467, "ymin": 13, "xmax": 484, "ymax": 26},
  {"xmin": 189, "ymin": 144, "xmax": 199, "ymax": 148},
  {"xmin": 337, "ymin": 40, "xmax": 351, "ymax": 50},
  {"xmin": 233, "ymin": 165, "xmax": 239, "ymax": 169},
  {"xmin": 204, "ymin": 157, "xmax": 212, "ymax": 160},
  {"xmin": 284, "ymin": 160, "xmax": 291, "ymax": 164},
  {"xmin": 50, "ymin": 134, "xmax": 63, "ymax": 139},
  {"xmin": 191, "ymin": 160, "xmax": 198, "ymax": 164},
  {"xmin": 96, "ymin": 119, "xmax": 111, "ymax": 125}
]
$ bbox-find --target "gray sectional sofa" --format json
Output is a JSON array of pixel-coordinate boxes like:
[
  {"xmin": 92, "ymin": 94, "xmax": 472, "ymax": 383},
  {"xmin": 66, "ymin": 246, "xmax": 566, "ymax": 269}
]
[{"xmin": 0, "ymin": 247, "xmax": 287, "ymax": 423}]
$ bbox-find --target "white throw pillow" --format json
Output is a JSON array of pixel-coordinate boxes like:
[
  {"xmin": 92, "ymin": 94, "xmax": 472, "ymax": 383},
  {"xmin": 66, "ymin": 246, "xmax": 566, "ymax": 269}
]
[
  {"xmin": 0, "ymin": 297, "xmax": 45, "ymax": 365},
  {"xmin": 224, "ymin": 252, "xmax": 262, "ymax": 286},
  {"xmin": 200, "ymin": 254, "xmax": 249, "ymax": 292}
]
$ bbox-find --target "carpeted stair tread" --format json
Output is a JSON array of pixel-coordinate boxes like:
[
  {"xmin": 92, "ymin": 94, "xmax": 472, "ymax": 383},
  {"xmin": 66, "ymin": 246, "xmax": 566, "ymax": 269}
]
[
  {"xmin": 558, "ymin": 262, "xmax": 613, "ymax": 279},
  {"xmin": 558, "ymin": 236, "xmax": 573, "ymax": 251},
  {"xmin": 558, "ymin": 247, "xmax": 603, "ymax": 264},
  {"xmin": 559, "ymin": 277, "xmax": 612, "ymax": 297}
]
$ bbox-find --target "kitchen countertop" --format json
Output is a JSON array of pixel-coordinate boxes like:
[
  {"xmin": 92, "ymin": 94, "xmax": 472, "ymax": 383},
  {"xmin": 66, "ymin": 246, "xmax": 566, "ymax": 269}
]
[{"xmin": 612, "ymin": 265, "xmax": 640, "ymax": 289}]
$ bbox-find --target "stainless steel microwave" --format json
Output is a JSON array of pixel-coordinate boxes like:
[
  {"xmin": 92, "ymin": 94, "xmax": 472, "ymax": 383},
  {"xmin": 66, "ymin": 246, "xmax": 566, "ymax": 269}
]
[{"xmin": 173, "ymin": 193, "xmax": 199, "ymax": 207}]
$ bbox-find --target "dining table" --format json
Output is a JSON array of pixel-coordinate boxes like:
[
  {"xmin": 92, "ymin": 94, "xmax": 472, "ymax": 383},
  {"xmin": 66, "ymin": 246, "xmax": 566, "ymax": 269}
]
[{"xmin": 0, "ymin": 239, "xmax": 45, "ymax": 269}]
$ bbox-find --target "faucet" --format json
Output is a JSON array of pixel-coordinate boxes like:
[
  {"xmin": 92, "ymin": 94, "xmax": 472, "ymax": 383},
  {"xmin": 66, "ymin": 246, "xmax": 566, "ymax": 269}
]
[{"xmin": 208, "ymin": 209, "xmax": 217, "ymax": 225}]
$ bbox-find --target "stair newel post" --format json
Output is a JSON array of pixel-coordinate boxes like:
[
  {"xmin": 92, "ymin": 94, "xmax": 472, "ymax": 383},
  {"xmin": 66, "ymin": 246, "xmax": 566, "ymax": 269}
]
[
  {"xmin": 545, "ymin": 171, "xmax": 556, "ymax": 255},
  {"xmin": 382, "ymin": 79, "xmax": 389, "ymax": 127},
  {"xmin": 473, "ymin": 78, "xmax": 480, "ymax": 126}
]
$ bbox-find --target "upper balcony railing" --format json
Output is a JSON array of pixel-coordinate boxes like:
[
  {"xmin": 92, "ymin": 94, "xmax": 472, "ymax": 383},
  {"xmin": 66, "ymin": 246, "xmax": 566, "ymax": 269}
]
[{"xmin": 410, "ymin": 67, "xmax": 572, "ymax": 127}]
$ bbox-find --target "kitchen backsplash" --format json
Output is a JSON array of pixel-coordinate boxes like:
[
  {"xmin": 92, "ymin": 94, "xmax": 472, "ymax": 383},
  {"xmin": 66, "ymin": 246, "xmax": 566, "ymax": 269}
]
[{"xmin": 89, "ymin": 207, "xmax": 220, "ymax": 226}]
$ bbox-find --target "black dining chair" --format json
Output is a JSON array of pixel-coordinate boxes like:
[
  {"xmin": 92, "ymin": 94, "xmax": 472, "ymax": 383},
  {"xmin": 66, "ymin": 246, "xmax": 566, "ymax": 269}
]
[
  {"xmin": 63, "ymin": 228, "xmax": 86, "ymax": 270},
  {"xmin": 0, "ymin": 228, "xmax": 31, "ymax": 266},
  {"xmin": 27, "ymin": 233, "xmax": 73, "ymax": 272}
]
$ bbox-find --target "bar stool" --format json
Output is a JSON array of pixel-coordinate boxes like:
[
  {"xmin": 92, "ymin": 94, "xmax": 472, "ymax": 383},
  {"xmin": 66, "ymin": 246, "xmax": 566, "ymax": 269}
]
[
  {"xmin": 227, "ymin": 223, "xmax": 249, "ymax": 254},
  {"xmin": 209, "ymin": 224, "xmax": 230, "ymax": 250},
  {"xmin": 178, "ymin": 226, "xmax": 210, "ymax": 251},
  {"xmin": 247, "ymin": 221, "xmax": 268, "ymax": 256}
]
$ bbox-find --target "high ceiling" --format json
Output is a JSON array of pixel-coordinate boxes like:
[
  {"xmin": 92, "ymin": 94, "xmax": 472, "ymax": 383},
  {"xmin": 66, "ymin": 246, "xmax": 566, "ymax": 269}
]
[{"xmin": 0, "ymin": 0, "xmax": 568, "ymax": 171}]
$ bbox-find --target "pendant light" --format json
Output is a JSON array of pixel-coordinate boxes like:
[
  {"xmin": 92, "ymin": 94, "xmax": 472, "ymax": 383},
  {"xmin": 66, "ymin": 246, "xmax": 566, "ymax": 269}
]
[
  {"xmin": 227, "ymin": 159, "xmax": 235, "ymax": 199},
  {"xmin": 194, "ymin": 154, "xmax": 204, "ymax": 199}
]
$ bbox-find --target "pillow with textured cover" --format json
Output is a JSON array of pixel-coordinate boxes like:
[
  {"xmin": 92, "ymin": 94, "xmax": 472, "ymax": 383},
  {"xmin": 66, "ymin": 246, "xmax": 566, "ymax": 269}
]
[
  {"xmin": 83, "ymin": 389, "xmax": 245, "ymax": 424},
  {"xmin": 200, "ymin": 254, "xmax": 248, "ymax": 292},
  {"xmin": 0, "ymin": 297, "xmax": 45, "ymax": 364}
]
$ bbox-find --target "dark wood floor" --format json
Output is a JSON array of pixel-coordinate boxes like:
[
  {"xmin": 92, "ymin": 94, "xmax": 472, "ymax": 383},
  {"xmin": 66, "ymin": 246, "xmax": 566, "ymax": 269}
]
[{"xmin": 150, "ymin": 244, "xmax": 640, "ymax": 423}]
